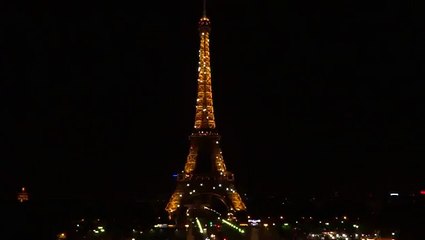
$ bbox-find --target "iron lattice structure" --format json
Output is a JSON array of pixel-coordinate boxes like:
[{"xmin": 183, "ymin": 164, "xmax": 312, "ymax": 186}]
[{"xmin": 165, "ymin": 10, "xmax": 247, "ymax": 223}]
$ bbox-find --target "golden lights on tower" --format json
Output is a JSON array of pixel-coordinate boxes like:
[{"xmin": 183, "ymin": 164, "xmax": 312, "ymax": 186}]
[
  {"xmin": 194, "ymin": 16, "xmax": 216, "ymax": 130},
  {"xmin": 165, "ymin": 3, "xmax": 247, "ymax": 219}
]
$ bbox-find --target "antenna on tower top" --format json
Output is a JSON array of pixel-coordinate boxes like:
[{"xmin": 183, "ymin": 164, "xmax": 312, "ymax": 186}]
[{"xmin": 203, "ymin": 0, "xmax": 207, "ymax": 17}]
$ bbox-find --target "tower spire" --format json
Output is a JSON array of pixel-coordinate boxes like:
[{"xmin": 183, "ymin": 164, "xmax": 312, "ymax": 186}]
[
  {"xmin": 194, "ymin": 1, "xmax": 215, "ymax": 130},
  {"xmin": 203, "ymin": 0, "xmax": 207, "ymax": 18}
]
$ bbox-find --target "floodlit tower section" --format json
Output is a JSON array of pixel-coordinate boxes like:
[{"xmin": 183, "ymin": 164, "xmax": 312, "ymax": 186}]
[
  {"xmin": 165, "ymin": 1, "xmax": 247, "ymax": 223},
  {"xmin": 194, "ymin": 9, "xmax": 216, "ymax": 130}
]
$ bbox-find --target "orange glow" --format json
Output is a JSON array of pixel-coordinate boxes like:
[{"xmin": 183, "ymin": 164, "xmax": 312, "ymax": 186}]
[
  {"xmin": 57, "ymin": 232, "xmax": 66, "ymax": 239},
  {"xmin": 17, "ymin": 187, "xmax": 29, "ymax": 202}
]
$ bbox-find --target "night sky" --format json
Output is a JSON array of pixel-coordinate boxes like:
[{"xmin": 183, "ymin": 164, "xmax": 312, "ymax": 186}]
[{"xmin": 1, "ymin": 1, "xmax": 424, "ymax": 201}]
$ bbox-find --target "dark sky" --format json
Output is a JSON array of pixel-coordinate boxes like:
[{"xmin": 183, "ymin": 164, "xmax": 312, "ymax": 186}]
[{"xmin": 1, "ymin": 1, "xmax": 424, "ymax": 201}]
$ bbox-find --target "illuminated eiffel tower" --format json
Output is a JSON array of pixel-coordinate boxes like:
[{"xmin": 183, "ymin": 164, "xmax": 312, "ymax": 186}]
[{"xmin": 165, "ymin": 1, "xmax": 247, "ymax": 225}]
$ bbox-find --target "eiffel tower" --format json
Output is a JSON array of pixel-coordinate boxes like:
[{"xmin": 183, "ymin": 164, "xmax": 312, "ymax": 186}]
[{"xmin": 165, "ymin": 1, "xmax": 247, "ymax": 225}]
